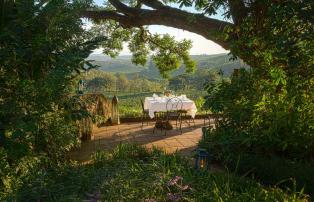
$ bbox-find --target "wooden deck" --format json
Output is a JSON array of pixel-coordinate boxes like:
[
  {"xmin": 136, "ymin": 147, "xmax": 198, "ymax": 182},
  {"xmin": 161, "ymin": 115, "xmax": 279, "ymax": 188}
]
[{"xmin": 70, "ymin": 119, "xmax": 207, "ymax": 162}]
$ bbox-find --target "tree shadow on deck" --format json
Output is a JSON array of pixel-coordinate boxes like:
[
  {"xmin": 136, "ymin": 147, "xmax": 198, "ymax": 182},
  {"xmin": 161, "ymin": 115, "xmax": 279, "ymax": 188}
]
[{"xmin": 69, "ymin": 120, "xmax": 205, "ymax": 162}]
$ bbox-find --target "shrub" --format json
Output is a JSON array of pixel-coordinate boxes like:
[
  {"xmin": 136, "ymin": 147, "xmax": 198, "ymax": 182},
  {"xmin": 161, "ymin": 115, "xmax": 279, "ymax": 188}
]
[
  {"xmin": 0, "ymin": 1, "xmax": 103, "ymax": 197},
  {"xmin": 200, "ymin": 128, "xmax": 314, "ymax": 196},
  {"xmin": 202, "ymin": 0, "xmax": 314, "ymax": 163}
]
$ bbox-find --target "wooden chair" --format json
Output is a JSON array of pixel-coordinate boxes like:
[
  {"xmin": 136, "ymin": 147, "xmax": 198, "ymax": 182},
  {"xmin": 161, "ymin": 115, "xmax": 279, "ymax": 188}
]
[
  {"xmin": 153, "ymin": 111, "xmax": 168, "ymax": 134},
  {"xmin": 178, "ymin": 109, "xmax": 196, "ymax": 128},
  {"xmin": 166, "ymin": 97, "xmax": 183, "ymax": 134}
]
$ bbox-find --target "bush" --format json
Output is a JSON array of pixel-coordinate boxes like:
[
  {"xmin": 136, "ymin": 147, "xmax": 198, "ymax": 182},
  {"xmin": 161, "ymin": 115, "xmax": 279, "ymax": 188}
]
[
  {"xmin": 200, "ymin": 128, "xmax": 314, "ymax": 196},
  {"xmin": 0, "ymin": 1, "xmax": 103, "ymax": 197},
  {"xmin": 202, "ymin": 0, "xmax": 314, "ymax": 166}
]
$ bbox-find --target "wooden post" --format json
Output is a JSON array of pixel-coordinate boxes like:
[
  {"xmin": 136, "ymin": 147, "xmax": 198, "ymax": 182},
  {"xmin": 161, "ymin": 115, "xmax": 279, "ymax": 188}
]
[
  {"xmin": 111, "ymin": 95, "xmax": 120, "ymax": 125},
  {"xmin": 79, "ymin": 117, "xmax": 93, "ymax": 141}
]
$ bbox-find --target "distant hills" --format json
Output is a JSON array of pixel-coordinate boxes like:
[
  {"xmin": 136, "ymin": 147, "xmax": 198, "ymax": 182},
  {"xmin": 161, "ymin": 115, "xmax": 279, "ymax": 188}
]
[
  {"xmin": 87, "ymin": 55, "xmax": 145, "ymax": 74},
  {"xmin": 87, "ymin": 53, "xmax": 247, "ymax": 78}
]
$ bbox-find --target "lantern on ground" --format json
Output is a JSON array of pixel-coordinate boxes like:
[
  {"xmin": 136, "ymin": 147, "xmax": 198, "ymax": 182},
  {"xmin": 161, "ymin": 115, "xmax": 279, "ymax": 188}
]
[{"xmin": 195, "ymin": 148, "xmax": 210, "ymax": 170}]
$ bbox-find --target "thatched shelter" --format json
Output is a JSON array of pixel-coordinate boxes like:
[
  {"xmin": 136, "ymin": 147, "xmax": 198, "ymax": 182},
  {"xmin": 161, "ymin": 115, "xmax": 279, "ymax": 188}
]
[{"xmin": 76, "ymin": 94, "xmax": 118, "ymax": 141}]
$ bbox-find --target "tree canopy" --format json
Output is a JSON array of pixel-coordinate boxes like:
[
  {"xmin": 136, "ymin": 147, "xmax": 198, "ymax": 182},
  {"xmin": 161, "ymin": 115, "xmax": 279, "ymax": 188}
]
[
  {"xmin": 84, "ymin": 0, "xmax": 313, "ymax": 70},
  {"xmin": 0, "ymin": 0, "xmax": 104, "ymax": 164}
]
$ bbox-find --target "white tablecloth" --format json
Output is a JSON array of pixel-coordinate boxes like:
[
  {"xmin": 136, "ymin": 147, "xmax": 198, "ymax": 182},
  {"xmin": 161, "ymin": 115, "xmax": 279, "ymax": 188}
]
[{"xmin": 144, "ymin": 96, "xmax": 197, "ymax": 118}]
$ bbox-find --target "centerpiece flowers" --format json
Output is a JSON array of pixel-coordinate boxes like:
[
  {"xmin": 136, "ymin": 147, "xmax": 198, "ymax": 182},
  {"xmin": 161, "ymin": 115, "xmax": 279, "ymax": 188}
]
[{"xmin": 164, "ymin": 90, "xmax": 173, "ymax": 97}]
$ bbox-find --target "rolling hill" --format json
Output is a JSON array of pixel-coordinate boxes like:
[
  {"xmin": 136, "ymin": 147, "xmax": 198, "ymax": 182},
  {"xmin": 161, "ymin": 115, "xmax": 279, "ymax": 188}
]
[{"xmin": 86, "ymin": 53, "xmax": 247, "ymax": 78}]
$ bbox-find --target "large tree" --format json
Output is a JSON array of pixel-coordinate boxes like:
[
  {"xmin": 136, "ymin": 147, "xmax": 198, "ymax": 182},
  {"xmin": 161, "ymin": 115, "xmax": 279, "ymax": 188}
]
[
  {"xmin": 81, "ymin": 0, "xmax": 261, "ymax": 53},
  {"xmin": 0, "ymin": 0, "xmax": 104, "ymax": 161},
  {"xmin": 84, "ymin": 0, "xmax": 233, "ymax": 49},
  {"xmin": 83, "ymin": 0, "xmax": 312, "ymax": 70},
  {"xmin": 82, "ymin": 0, "xmax": 244, "ymax": 76},
  {"xmin": 84, "ymin": 0, "xmax": 314, "ymax": 161}
]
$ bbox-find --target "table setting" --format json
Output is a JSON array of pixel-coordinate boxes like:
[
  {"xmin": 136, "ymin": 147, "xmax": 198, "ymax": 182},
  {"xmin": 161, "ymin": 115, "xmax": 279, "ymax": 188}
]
[{"xmin": 144, "ymin": 93, "xmax": 197, "ymax": 119}]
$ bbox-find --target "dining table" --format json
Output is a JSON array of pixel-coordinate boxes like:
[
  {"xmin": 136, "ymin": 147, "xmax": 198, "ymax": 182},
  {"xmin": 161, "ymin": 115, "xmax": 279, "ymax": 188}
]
[{"xmin": 144, "ymin": 95, "xmax": 197, "ymax": 119}]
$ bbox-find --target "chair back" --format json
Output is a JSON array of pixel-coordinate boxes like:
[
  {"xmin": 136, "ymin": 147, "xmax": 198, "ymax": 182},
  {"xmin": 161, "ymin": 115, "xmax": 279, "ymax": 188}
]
[
  {"xmin": 166, "ymin": 97, "xmax": 183, "ymax": 112},
  {"xmin": 140, "ymin": 99, "xmax": 145, "ymax": 112}
]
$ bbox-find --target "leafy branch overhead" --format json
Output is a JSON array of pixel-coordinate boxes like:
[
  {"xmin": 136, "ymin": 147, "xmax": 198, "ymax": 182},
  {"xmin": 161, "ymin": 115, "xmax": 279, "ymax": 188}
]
[
  {"xmin": 82, "ymin": 0, "xmax": 236, "ymax": 77},
  {"xmin": 83, "ymin": 0, "xmax": 233, "ymax": 48},
  {"xmin": 83, "ymin": 0, "xmax": 292, "ymax": 75},
  {"xmin": 84, "ymin": 0, "xmax": 314, "ymax": 71},
  {"xmin": 90, "ymin": 21, "xmax": 195, "ymax": 78}
]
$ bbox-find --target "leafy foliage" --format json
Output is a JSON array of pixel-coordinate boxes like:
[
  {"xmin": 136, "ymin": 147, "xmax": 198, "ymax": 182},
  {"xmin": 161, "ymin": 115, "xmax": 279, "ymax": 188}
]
[
  {"xmin": 203, "ymin": 1, "xmax": 314, "ymax": 160},
  {"xmin": 1, "ymin": 144, "xmax": 308, "ymax": 201},
  {"xmin": 86, "ymin": 74, "xmax": 117, "ymax": 92},
  {"xmin": 91, "ymin": 23, "xmax": 196, "ymax": 78},
  {"xmin": 82, "ymin": 69, "xmax": 167, "ymax": 93},
  {"xmin": 169, "ymin": 69, "xmax": 220, "ymax": 91},
  {"xmin": 0, "ymin": 0, "xmax": 105, "ymax": 194}
]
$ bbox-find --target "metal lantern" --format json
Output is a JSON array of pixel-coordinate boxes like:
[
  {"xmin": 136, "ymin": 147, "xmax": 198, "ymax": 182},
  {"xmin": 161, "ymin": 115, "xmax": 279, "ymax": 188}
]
[{"xmin": 195, "ymin": 148, "xmax": 210, "ymax": 170}]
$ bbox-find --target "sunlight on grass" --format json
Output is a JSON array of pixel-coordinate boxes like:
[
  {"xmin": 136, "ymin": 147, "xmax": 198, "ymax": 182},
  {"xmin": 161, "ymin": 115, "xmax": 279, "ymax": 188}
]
[{"xmin": 6, "ymin": 144, "xmax": 308, "ymax": 201}]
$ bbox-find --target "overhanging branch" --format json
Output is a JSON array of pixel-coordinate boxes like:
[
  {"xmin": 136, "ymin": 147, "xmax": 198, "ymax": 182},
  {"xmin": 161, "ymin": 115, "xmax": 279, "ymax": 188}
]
[
  {"xmin": 139, "ymin": 0, "xmax": 166, "ymax": 9},
  {"xmin": 83, "ymin": 0, "xmax": 233, "ymax": 49}
]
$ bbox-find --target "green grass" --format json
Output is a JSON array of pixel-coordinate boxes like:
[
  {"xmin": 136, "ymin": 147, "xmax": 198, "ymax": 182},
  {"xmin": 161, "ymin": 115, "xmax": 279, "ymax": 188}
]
[
  {"xmin": 113, "ymin": 92, "xmax": 159, "ymax": 118},
  {"xmin": 105, "ymin": 91, "xmax": 208, "ymax": 118},
  {"xmin": 5, "ymin": 144, "xmax": 309, "ymax": 201}
]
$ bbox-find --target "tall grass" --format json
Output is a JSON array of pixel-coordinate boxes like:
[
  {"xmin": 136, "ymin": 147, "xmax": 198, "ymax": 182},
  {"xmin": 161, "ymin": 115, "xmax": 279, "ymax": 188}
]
[{"xmin": 4, "ymin": 144, "xmax": 308, "ymax": 201}]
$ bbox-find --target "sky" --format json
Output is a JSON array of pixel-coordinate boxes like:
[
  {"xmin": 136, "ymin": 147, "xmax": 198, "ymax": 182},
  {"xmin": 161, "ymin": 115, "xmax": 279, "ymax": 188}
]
[{"xmin": 91, "ymin": 0, "xmax": 229, "ymax": 55}]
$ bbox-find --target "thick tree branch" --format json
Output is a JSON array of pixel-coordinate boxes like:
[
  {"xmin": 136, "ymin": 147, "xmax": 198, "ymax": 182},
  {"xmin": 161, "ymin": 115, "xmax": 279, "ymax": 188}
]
[
  {"xmin": 84, "ymin": 10, "xmax": 131, "ymax": 26},
  {"xmin": 83, "ymin": 1, "xmax": 233, "ymax": 49},
  {"xmin": 228, "ymin": 0, "xmax": 248, "ymax": 25},
  {"xmin": 139, "ymin": 0, "xmax": 166, "ymax": 9},
  {"xmin": 108, "ymin": 0, "xmax": 142, "ymax": 16}
]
